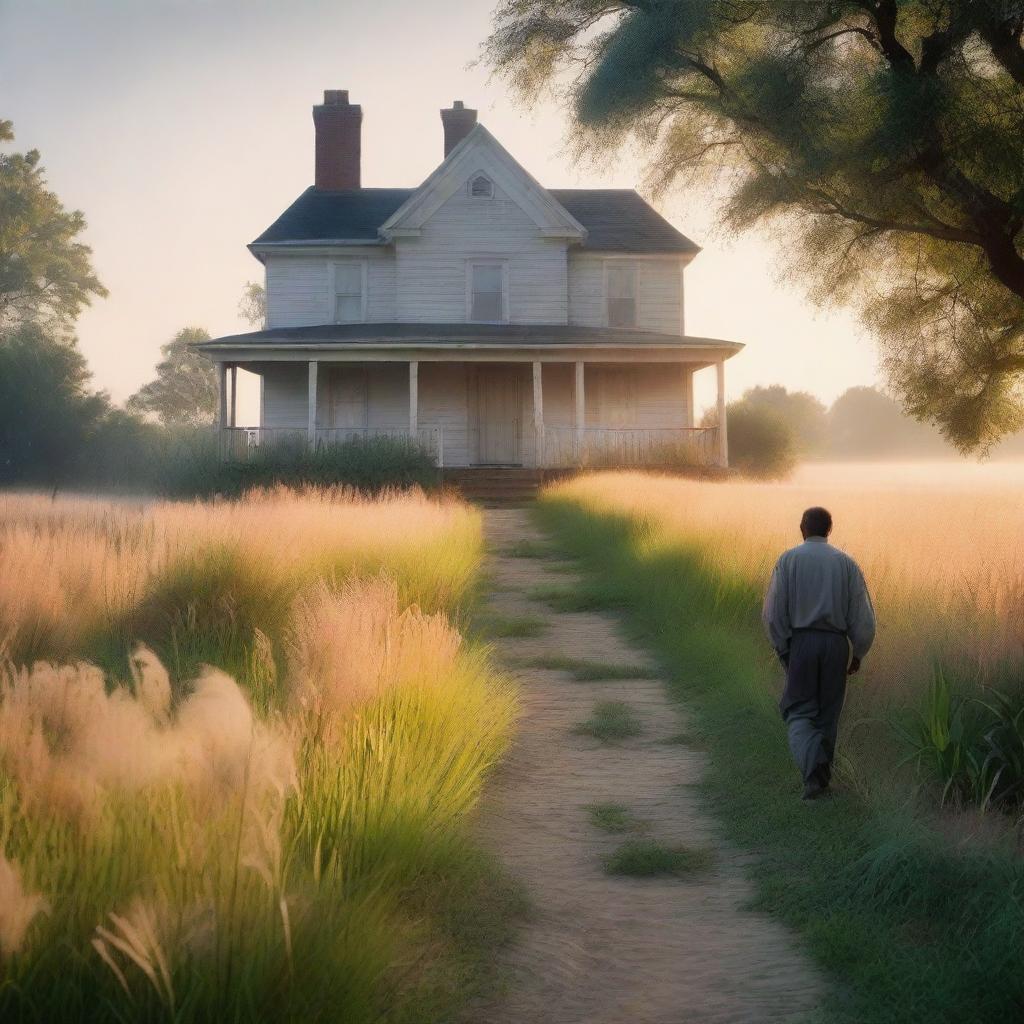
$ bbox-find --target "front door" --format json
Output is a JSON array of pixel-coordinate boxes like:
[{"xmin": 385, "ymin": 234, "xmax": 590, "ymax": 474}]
[{"xmin": 476, "ymin": 367, "xmax": 521, "ymax": 464}]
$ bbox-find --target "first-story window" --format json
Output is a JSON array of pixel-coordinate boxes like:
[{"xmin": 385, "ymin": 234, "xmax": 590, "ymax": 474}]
[
  {"xmin": 606, "ymin": 261, "xmax": 637, "ymax": 328},
  {"xmin": 334, "ymin": 261, "xmax": 364, "ymax": 323},
  {"xmin": 469, "ymin": 261, "xmax": 506, "ymax": 322}
]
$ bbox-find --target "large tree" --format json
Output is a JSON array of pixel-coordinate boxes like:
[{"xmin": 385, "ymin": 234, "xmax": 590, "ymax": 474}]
[
  {"xmin": 127, "ymin": 327, "xmax": 217, "ymax": 426},
  {"xmin": 0, "ymin": 323, "xmax": 109, "ymax": 483},
  {"xmin": 0, "ymin": 119, "xmax": 106, "ymax": 335},
  {"xmin": 485, "ymin": 1, "xmax": 1024, "ymax": 452}
]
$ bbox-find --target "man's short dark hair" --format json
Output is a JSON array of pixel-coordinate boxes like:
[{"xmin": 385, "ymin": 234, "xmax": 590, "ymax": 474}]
[{"xmin": 801, "ymin": 506, "xmax": 833, "ymax": 537}]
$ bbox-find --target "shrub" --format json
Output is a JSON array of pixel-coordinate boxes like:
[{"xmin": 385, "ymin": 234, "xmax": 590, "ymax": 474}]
[{"xmin": 724, "ymin": 403, "xmax": 797, "ymax": 479}]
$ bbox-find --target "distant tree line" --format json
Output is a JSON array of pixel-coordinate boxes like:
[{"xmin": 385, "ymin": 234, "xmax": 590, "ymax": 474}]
[
  {"xmin": 0, "ymin": 117, "xmax": 266, "ymax": 490},
  {"xmin": 708, "ymin": 383, "xmax": 1024, "ymax": 477}
]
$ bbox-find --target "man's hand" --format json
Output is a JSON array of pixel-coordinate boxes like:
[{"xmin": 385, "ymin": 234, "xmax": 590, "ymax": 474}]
[{"xmin": 847, "ymin": 656, "xmax": 861, "ymax": 676}]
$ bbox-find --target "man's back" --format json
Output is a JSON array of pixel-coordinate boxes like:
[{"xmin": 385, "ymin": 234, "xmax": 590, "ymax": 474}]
[{"xmin": 763, "ymin": 537, "xmax": 875, "ymax": 662}]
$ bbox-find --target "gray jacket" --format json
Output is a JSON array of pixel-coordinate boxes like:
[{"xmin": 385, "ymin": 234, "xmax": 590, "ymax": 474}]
[{"xmin": 762, "ymin": 537, "xmax": 876, "ymax": 661}]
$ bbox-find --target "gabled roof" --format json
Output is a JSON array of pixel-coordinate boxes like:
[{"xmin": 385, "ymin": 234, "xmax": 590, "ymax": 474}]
[
  {"xmin": 378, "ymin": 124, "xmax": 586, "ymax": 242},
  {"xmin": 251, "ymin": 186, "xmax": 699, "ymax": 254}
]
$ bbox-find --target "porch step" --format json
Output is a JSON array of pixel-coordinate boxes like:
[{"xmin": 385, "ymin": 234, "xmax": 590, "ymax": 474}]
[{"xmin": 442, "ymin": 468, "xmax": 575, "ymax": 503}]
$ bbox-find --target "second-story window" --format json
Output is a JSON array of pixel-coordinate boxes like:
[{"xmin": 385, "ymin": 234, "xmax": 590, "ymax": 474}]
[
  {"xmin": 469, "ymin": 262, "xmax": 506, "ymax": 322},
  {"xmin": 606, "ymin": 262, "xmax": 637, "ymax": 328},
  {"xmin": 334, "ymin": 261, "xmax": 364, "ymax": 323}
]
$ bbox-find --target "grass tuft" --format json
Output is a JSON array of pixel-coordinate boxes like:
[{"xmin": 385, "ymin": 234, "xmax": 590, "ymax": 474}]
[
  {"xmin": 604, "ymin": 839, "xmax": 714, "ymax": 878},
  {"xmin": 520, "ymin": 654, "xmax": 653, "ymax": 680},
  {"xmin": 478, "ymin": 613, "xmax": 548, "ymax": 639},
  {"xmin": 586, "ymin": 802, "xmax": 644, "ymax": 833},
  {"xmin": 526, "ymin": 584, "xmax": 620, "ymax": 612},
  {"xmin": 573, "ymin": 700, "xmax": 642, "ymax": 741},
  {"xmin": 502, "ymin": 539, "xmax": 556, "ymax": 559}
]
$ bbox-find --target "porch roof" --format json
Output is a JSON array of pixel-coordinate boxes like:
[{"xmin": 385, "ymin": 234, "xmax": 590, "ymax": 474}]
[{"xmin": 196, "ymin": 322, "xmax": 743, "ymax": 356}]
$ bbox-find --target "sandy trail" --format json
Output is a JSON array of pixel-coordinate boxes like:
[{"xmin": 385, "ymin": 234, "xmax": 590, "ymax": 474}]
[{"xmin": 472, "ymin": 506, "xmax": 825, "ymax": 1024}]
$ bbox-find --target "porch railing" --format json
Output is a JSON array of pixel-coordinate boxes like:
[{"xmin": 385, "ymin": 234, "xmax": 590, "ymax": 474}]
[
  {"xmin": 542, "ymin": 426, "xmax": 719, "ymax": 469},
  {"xmin": 219, "ymin": 426, "xmax": 444, "ymax": 466}
]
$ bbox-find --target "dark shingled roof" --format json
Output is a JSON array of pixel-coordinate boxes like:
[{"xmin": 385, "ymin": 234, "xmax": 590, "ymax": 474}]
[
  {"xmin": 197, "ymin": 323, "xmax": 739, "ymax": 351},
  {"xmin": 251, "ymin": 186, "xmax": 699, "ymax": 254}
]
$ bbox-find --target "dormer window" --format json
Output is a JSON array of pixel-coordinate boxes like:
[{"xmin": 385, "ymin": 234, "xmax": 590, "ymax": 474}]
[{"xmin": 469, "ymin": 174, "xmax": 494, "ymax": 199}]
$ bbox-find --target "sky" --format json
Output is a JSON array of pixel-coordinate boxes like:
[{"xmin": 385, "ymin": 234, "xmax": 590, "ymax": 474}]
[{"xmin": 0, "ymin": 0, "xmax": 880, "ymax": 421}]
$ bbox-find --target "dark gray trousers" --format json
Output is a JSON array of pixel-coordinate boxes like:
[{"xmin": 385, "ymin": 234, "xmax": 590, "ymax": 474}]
[{"xmin": 780, "ymin": 630, "xmax": 849, "ymax": 784}]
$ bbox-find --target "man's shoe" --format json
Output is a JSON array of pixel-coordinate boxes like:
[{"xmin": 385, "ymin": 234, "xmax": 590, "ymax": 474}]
[{"xmin": 802, "ymin": 779, "xmax": 830, "ymax": 801}]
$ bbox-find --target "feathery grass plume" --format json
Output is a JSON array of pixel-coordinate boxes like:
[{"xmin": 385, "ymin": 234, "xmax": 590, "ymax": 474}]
[
  {"xmin": 0, "ymin": 856, "xmax": 48, "ymax": 957},
  {"xmin": 0, "ymin": 650, "xmax": 295, "ymax": 820},
  {"xmin": 287, "ymin": 577, "xmax": 462, "ymax": 728}
]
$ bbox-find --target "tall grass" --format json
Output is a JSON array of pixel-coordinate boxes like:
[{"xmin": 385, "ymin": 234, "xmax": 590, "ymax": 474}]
[
  {"xmin": 544, "ymin": 467, "xmax": 1024, "ymax": 809},
  {"xmin": 536, "ymin": 485, "xmax": 1024, "ymax": 1022},
  {"xmin": 0, "ymin": 487, "xmax": 516, "ymax": 1022}
]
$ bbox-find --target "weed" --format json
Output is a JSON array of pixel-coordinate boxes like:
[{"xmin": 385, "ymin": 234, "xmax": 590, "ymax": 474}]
[
  {"xmin": 527, "ymin": 584, "xmax": 619, "ymax": 612},
  {"xmin": 502, "ymin": 540, "xmax": 555, "ymax": 559},
  {"xmin": 479, "ymin": 614, "xmax": 547, "ymax": 639},
  {"xmin": 586, "ymin": 802, "xmax": 643, "ymax": 833},
  {"xmin": 574, "ymin": 701, "xmax": 642, "ymax": 741},
  {"xmin": 521, "ymin": 655, "xmax": 653, "ymax": 680},
  {"xmin": 604, "ymin": 840, "xmax": 714, "ymax": 878}
]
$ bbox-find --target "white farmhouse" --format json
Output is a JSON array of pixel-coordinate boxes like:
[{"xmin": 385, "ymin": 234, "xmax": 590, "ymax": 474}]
[{"xmin": 198, "ymin": 91, "xmax": 742, "ymax": 474}]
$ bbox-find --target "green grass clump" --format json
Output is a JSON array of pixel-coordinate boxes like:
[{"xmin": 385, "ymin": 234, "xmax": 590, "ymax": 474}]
[
  {"xmin": 502, "ymin": 539, "xmax": 556, "ymax": 559},
  {"xmin": 522, "ymin": 654, "xmax": 653, "ymax": 681},
  {"xmin": 586, "ymin": 802, "xmax": 643, "ymax": 833},
  {"xmin": 479, "ymin": 613, "xmax": 548, "ymax": 639},
  {"xmin": 604, "ymin": 839, "xmax": 714, "ymax": 878},
  {"xmin": 574, "ymin": 700, "xmax": 642, "ymax": 741},
  {"xmin": 527, "ymin": 583, "xmax": 619, "ymax": 612},
  {"xmin": 537, "ymin": 494, "xmax": 1024, "ymax": 1022}
]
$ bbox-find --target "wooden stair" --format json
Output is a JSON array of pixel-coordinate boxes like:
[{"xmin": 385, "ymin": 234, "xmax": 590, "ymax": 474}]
[{"xmin": 442, "ymin": 467, "xmax": 575, "ymax": 503}]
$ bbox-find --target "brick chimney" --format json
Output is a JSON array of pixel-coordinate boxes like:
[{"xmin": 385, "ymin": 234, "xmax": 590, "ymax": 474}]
[
  {"xmin": 313, "ymin": 89, "xmax": 362, "ymax": 190},
  {"xmin": 441, "ymin": 100, "xmax": 477, "ymax": 157}
]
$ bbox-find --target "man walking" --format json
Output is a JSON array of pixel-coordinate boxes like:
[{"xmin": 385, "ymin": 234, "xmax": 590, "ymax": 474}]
[{"xmin": 762, "ymin": 507, "xmax": 875, "ymax": 800}]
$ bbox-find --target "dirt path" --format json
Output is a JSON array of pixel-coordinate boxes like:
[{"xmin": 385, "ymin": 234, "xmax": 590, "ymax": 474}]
[{"xmin": 472, "ymin": 507, "xmax": 825, "ymax": 1024}]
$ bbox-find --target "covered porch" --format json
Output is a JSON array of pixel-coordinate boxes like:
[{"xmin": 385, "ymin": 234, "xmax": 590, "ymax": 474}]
[
  {"xmin": 200, "ymin": 324, "xmax": 740, "ymax": 471},
  {"xmin": 215, "ymin": 357, "xmax": 728, "ymax": 469}
]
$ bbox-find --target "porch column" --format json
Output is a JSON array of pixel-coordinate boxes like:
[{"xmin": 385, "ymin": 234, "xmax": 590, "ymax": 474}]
[
  {"xmin": 715, "ymin": 357, "xmax": 728, "ymax": 468},
  {"xmin": 307, "ymin": 360, "xmax": 318, "ymax": 450},
  {"xmin": 408, "ymin": 361, "xmax": 419, "ymax": 435},
  {"xmin": 217, "ymin": 362, "xmax": 228, "ymax": 432},
  {"xmin": 229, "ymin": 364, "xmax": 238, "ymax": 428},
  {"xmin": 532, "ymin": 361, "xmax": 545, "ymax": 468},
  {"xmin": 219, "ymin": 358, "xmax": 229, "ymax": 458},
  {"xmin": 574, "ymin": 361, "xmax": 585, "ymax": 460},
  {"xmin": 683, "ymin": 365, "xmax": 695, "ymax": 429}
]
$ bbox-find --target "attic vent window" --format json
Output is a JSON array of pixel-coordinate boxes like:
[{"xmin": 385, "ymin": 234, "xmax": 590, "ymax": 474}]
[{"xmin": 470, "ymin": 174, "xmax": 494, "ymax": 199}]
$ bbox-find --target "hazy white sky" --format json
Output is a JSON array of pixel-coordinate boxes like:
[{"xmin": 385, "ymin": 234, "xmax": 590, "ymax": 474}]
[{"xmin": 1, "ymin": 0, "xmax": 880, "ymax": 419}]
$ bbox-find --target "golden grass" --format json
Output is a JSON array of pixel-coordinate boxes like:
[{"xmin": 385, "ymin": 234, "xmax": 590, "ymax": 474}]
[
  {"xmin": 0, "ymin": 486, "xmax": 480, "ymax": 663},
  {"xmin": 548, "ymin": 464, "xmax": 1024, "ymax": 696},
  {"xmin": 0, "ymin": 486, "xmax": 515, "ymax": 1020}
]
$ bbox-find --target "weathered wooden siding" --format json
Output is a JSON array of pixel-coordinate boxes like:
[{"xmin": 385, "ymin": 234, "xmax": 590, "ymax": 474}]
[
  {"xmin": 420, "ymin": 363, "xmax": 471, "ymax": 466},
  {"xmin": 395, "ymin": 182, "xmax": 569, "ymax": 324},
  {"xmin": 262, "ymin": 363, "xmax": 309, "ymax": 428},
  {"xmin": 567, "ymin": 255, "xmax": 684, "ymax": 335},
  {"xmin": 265, "ymin": 252, "xmax": 396, "ymax": 328},
  {"xmin": 584, "ymin": 363, "xmax": 687, "ymax": 427}
]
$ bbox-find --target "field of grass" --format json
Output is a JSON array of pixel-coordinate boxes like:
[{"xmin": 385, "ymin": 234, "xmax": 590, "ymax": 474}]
[
  {"xmin": 0, "ymin": 487, "xmax": 518, "ymax": 1022},
  {"xmin": 538, "ymin": 464, "xmax": 1024, "ymax": 1023}
]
